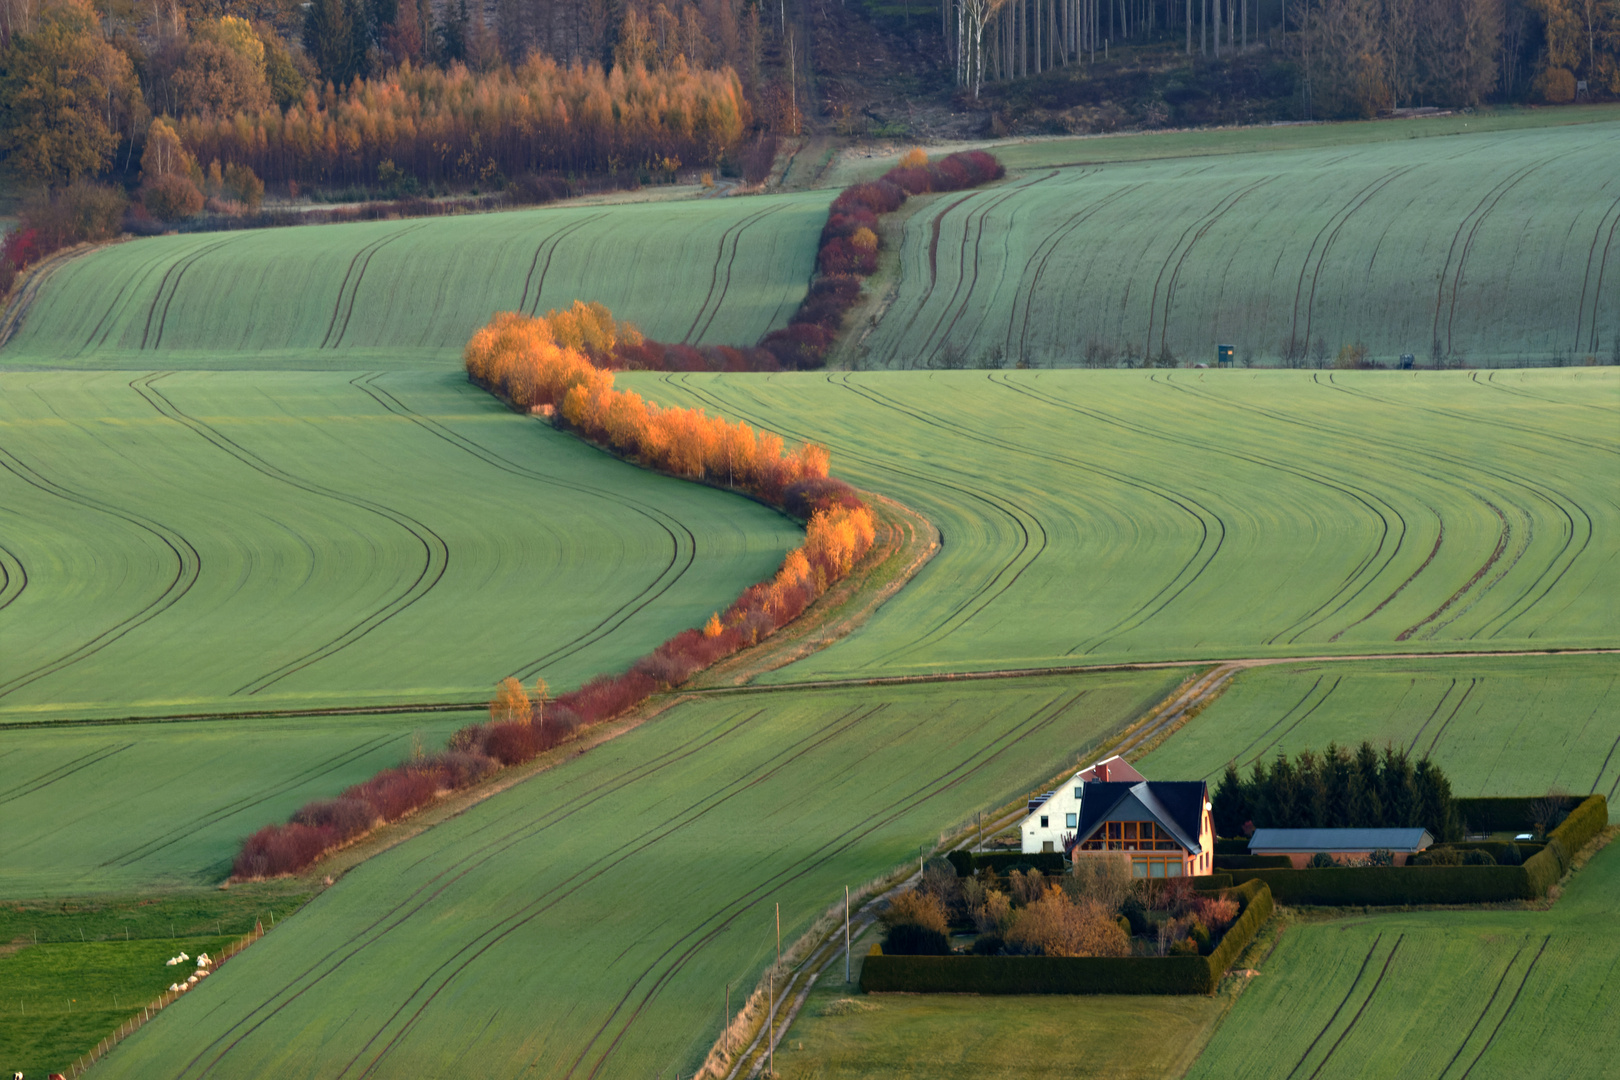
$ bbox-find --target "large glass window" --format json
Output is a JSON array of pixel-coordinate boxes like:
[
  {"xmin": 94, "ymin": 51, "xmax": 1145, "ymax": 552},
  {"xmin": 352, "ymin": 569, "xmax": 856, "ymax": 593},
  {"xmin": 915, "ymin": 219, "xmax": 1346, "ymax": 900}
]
[
  {"xmin": 1080, "ymin": 820, "xmax": 1184, "ymax": 854},
  {"xmin": 1066, "ymin": 813, "xmax": 1078, "ymax": 828}
]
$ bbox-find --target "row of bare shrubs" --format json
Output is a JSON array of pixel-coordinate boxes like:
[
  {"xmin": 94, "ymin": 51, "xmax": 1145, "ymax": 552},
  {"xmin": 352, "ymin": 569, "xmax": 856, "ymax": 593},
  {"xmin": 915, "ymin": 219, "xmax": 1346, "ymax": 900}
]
[{"xmin": 233, "ymin": 306, "xmax": 877, "ymax": 880}]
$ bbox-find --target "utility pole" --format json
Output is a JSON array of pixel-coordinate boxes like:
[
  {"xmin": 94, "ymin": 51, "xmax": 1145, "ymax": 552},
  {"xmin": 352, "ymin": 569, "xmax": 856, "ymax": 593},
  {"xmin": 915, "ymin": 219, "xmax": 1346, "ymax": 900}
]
[
  {"xmin": 845, "ymin": 886, "xmax": 851, "ymax": 983},
  {"xmin": 768, "ymin": 972, "xmax": 775, "ymax": 1077},
  {"xmin": 724, "ymin": 983, "xmax": 730, "ymax": 1054},
  {"xmin": 775, "ymin": 902, "xmax": 781, "ymax": 968}
]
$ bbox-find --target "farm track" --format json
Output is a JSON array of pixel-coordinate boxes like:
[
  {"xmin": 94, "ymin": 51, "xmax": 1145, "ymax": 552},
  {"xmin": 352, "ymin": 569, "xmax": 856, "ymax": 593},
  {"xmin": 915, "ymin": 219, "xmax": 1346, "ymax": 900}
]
[{"xmin": 520, "ymin": 213, "xmax": 608, "ymax": 315}]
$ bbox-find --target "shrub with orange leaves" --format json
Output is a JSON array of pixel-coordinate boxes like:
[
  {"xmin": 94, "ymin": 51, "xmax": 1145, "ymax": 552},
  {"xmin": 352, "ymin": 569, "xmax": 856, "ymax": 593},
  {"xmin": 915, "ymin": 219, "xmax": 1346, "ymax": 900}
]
[{"xmin": 900, "ymin": 147, "xmax": 929, "ymax": 169}]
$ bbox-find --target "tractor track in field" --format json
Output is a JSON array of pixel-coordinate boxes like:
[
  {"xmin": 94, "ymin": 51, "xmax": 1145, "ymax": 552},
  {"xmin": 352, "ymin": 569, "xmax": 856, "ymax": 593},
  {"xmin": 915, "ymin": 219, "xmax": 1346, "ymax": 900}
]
[
  {"xmin": 661, "ymin": 373, "xmax": 1048, "ymax": 669},
  {"xmin": 1478, "ymin": 370, "xmax": 1620, "ymax": 416},
  {"xmin": 1283, "ymin": 934, "xmax": 1385, "ymax": 1080},
  {"xmin": 82, "ymin": 243, "xmax": 176, "ymax": 352},
  {"xmin": 1223, "ymin": 675, "xmax": 1342, "ymax": 774},
  {"xmin": 0, "ymin": 438, "xmax": 203, "ymax": 703},
  {"xmin": 127, "ymin": 373, "xmax": 451, "ymax": 697},
  {"xmin": 919, "ymin": 173, "xmax": 1055, "ymax": 366},
  {"xmin": 0, "ymin": 536, "xmax": 26, "ymax": 612},
  {"xmin": 318, "ymin": 225, "xmax": 418, "ymax": 349},
  {"xmin": 990, "ymin": 372, "xmax": 1415, "ymax": 649},
  {"xmin": 1010, "ymin": 183, "xmax": 1141, "ymax": 361},
  {"xmin": 1159, "ymin": 177, "xmax": 1276, "ymax": 356},
  {"xmin": 683, "ymin": 205, "xmax": 783, "ymax": 344},
  {"xmin": 1432, "ymin": 162, "xmax": 1541, "ymax": 358},
  {"xmin": 983, "ymin": 372, "xmax": 1229, "ymax": 655},
  {"xmin": 559, "ymin": 689, "xmax": 1093, "ymax": 1080},
  {"xmin": 1396, "ymin": 498, "xmax": 1511, "ymax": 641},
  {"xmin": 1145, "ymin": 177, "xmax": 1269, "ymax": 356},
  {"xmin": 0, "ymin": 243, "xmax": 93, "ymax": 350},
  {"xmin": 520, "ymin": 213, "xmax": 608, "ymax": 314},
  {"xmin": 1305, "ymin": 934, "xmax": 1406, "ymax": 1080},
  {"xmin": 1299, "ymin": 168, "xmax": 1414, "ymax": 348},
  {"xmin": 1318, "ymin": 374, "xmax": 1595, "ymax": 640},
  {"xmin": 1416, "ymin": 677, "xmax": 1477, "ymax": 757},
  {"xmin": 1573, "ymin": 194, "xmax": 1620, "ymax": 356},
  {"xmin": 99, "ymin": 731, "xmax": 403, "ymax": 870},
  {"xmin": 142, "ymin": 236, "xmax": 243, "ymax": 350},
  {"xmin": 1160, "ymin": 371, "xmax": 1582, "ymax": 643},
  {"xmin": 1436, "ymin": 941, "xmax": 1530, "ymax": 1080},
  {"xmin": 1455, "ymin": 935, "xmax": 1552, "ymax": 1079},
  {"xmin": 347, "ymin": 373, "xmax": 705, "ymax": 684},
  {"xmin": 1444, "ymin": 162, "xmax": 1546, "ymax": 356},
  {"xmin": 0, "ymin": 742, "xmax": 134, "ymax": 806},
  {"xmin": 826, "ymin": 375, "xmax": 1052, "ymax": 661},
  {"xmin": 688, "ymin": 204, "xmax": 788, "ymax": 344},
  {"xmin": 175, "ymin": 704, "xmax": 795, "ymax": 1077},
  {"xmin": 1152, "ymin": 372, "xmax": 1410, "ymax": 646},
  {"xmin": 327, "ymin": 223, "xmax": 430, "ymax": 349}
]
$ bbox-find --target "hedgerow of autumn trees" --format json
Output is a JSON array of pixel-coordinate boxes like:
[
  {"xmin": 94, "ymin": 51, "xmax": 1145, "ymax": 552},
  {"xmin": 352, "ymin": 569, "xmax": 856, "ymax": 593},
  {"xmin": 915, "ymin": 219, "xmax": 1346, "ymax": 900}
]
[{"xmin": 235, "ymin": 300, "xmax": 880, "ymax": 878}]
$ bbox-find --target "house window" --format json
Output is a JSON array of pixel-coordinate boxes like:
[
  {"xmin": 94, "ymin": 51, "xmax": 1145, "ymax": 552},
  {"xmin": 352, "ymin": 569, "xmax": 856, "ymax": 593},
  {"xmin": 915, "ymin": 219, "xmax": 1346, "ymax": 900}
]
[
  {"xmin": 1040, "ymin": 815, "xmax": 1049, "ymax": 828},
  {"xmin": 1130, "ymin": 857, "xmax": 1185, "ymax": 879},
  {"xmin": 1066, "ymin": 813, "xmax": 1077, "ymax": 828},
  {"xmin": 1079, "ymin": 820, "xmax": 1186, "ymax": 855},
  {"xmin": 1074, "ymin": 787, "xmax": 1083, "ymax": 799}
]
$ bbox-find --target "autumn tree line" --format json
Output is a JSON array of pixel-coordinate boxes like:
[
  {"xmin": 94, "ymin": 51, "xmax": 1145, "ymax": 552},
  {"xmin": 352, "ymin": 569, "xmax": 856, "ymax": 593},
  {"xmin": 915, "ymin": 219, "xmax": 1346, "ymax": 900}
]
[{"xmin": 235, "ymin": 300, "xmax": 880, "ymax": 878}]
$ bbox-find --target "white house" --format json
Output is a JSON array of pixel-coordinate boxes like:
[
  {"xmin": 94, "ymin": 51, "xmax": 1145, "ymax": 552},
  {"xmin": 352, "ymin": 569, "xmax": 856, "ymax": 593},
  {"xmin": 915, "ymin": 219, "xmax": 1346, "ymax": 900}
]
[{"xmin": 1020, "ymin": 755, "xmax": 1146, "ymax": 854}]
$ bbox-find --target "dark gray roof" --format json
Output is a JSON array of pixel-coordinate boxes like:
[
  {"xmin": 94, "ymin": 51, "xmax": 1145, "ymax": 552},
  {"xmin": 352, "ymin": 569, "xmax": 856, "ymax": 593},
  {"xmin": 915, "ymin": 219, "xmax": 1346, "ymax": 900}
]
[
  {"xmin": 1074, "ymin": 781, "xmax": 1207, "ymax": 854},
  {"xmin": 1248, "ymin": 828, "xmax": 1434, "ymax": 853}
]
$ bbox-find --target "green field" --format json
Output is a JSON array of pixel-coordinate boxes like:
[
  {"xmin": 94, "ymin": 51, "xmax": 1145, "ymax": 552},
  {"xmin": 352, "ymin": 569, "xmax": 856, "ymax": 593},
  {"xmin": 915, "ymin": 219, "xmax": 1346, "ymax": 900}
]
[
  {"xmin": 1186, "ymin": 836, "xmax": 1620, "ymax": 1080},
  {"xmin": 1139, "ymin": 656, "xmax": 1620, "ymax": 805},
  {"xmin": 1, "ymin": 192, "xmax": 826, "ymax": 368},
  {"xmin": 859, "ymin": 121, "xmax": 1620, "ymax": 368},
  {"xmin": 0, "ymin": 369, "xmax": 799, "ymax": 722},
  {"xmin": 0, "ymin": 885, "xmax": 310, "ymax": 1078},
  {"xmin": 632, "ymin": 369, "xmax": 1618, "ymax": 677},
  {"xmin": 86, "ymin": 671, "xmax": 1184, "ymax": 1080},
  {"xmin": 0, "ymin": 711, "xmax": 475, "ymax": 896}
]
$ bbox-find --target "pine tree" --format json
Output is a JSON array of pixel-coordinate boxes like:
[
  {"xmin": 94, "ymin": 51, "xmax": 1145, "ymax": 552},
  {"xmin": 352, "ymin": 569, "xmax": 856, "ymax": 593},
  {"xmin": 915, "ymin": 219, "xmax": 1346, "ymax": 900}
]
[{"xmin": 1212, "ymin": 761, "xmax": 1250, "ymax": 837}]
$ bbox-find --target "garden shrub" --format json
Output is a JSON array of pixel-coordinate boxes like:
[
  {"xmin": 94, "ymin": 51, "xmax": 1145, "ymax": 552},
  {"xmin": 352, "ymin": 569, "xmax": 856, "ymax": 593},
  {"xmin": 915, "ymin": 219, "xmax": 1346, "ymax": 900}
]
[
  {"xmin": 1462, "ymin": 849, "xmax": 1496, "ymax": 866},
  {"xmin": 1308, "ymin": 852, "xmax": 1336, "ymax": 868},
  {"xmin": 1499, "ymin": 843, "xmax": 1523, "ymax": 866},
  {"xmin": 883, "ymin": 924, "xmax": 951, "ymax": 955},
  {"xmin": 142, "ymin": 173, "xmax": 205, "ymax": 221},
  {"xmin": 971, "ymin": 852, "xmax": 1067, "ymax": 875}
]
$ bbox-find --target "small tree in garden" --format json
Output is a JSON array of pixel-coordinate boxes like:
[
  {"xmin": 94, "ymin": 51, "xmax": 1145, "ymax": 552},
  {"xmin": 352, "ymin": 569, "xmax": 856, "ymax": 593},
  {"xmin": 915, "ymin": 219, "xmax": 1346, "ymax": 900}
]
[{"xmin": 879, "ymin": 890, "xmax": 950, "ymax": 955}]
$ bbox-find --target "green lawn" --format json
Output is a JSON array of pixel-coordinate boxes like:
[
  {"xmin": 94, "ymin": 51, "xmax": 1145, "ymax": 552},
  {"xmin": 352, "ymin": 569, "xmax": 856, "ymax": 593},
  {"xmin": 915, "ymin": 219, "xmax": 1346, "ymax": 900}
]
[
  {"xmin": 86, "ymin": 671, "xmax": 1185, "ymax": 1080},
  {"xmin": 859, "ymin": 120, "xmax": 1620, "ymax": 367},
  {"xmin": 0, "ymin": 369, "xmax": 799, "ymax": 722},
  {"xmin": 0, "ymin": 885, "xmax": 310, "ymax": 1078},
  {"xmin": 1, "ymin": 192, "xmax": 827, "ymax": 369},
  {"xmin": 1139, "ymin": 655, "xmax": 1620, "ymax": 809},
  {"xmin": 632, "ymin": 369, "xmax": 1618, "ymax": 677},
  {"xmin": 1187, "ymin": 836, "xmax": 1620, "ymax": 1079}
]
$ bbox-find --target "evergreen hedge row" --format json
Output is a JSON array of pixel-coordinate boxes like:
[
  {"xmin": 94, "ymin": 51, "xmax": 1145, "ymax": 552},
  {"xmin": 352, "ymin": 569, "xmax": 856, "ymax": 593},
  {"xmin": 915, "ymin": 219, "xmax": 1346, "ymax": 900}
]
[
  {"xmin": 1453, "ymin": 797, "xmax": 1541, "ymax": 833},
  {"xmin": 859, "ymin": 880, "xmax": 1273, "ymax": 996},
  {"xmin": 1224, "ymin": 795, "xmax": 1607, "ymax": 906},
  {"xmin": 952, "ymin": 851, "xmax": 1068, "ymax": 875}
]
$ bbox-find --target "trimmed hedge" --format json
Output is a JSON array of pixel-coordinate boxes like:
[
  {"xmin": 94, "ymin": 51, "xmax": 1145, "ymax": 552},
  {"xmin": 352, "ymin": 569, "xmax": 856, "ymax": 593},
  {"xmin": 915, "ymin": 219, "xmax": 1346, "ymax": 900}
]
[
  {"xmin": 1454, "ymin": 796, "xmax": 1542, "ymax": 833},
  {"xmin": 1216, "ymin": 854, "xmax": 1294, "ymax": 870},
  {"xmin": 860, "ymin": 880, "xmax": 1273, "ymax": 996},
  {"xmin": 965, "ymin": 852, "xmax": 1068, "ymax": 875},
  {"xmin": 1223, "ymin": 795, "xmax": 1608, "ymax": 906}
]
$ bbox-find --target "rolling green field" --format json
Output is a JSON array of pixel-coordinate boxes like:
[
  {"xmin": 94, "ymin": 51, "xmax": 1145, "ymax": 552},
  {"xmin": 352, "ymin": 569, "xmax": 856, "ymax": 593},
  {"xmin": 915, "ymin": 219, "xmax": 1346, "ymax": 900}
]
[
  {"xmin": 633, "ymin": 369, "xmax": 1618, "ymax": 677},
  {"xmin": 87, "ymin": 671, "xmax": 1185, "ymax": 1080},
  {"xmin": 1139, "ymin": 656, "xmax": 1620, "ymax": 805},
  {"xmin": 0, "ymin": 711, "xmax": 473, "ymax": 896},
  {"xmin": 1186, "ymin": 836, "xmax": 1620, "ymax": 1080},
  {"xmin": 859, "ymin": 121, "xmax": 1620, "ymax": 368},
  {"xmin": 0, "ymin": 369, "xmax": 798, "ymax": 722},
  {"xmin": 1, "ymin": 192, "xmax": 826, "ymax": 368}
]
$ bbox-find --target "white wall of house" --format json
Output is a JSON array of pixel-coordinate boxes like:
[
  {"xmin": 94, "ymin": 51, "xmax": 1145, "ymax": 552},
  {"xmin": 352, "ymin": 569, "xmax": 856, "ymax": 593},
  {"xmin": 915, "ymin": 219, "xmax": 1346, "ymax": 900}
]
[{"xmin": 1018, "ymin": 755, "xmax": 1146, "ymax": 855}]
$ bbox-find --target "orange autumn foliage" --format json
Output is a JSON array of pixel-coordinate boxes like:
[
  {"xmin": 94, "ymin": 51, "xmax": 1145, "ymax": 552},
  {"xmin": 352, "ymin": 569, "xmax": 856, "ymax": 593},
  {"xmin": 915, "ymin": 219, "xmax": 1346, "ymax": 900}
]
[{"xmin": 466, "ymin": 306, "xmax": 834, "ymax": 502}]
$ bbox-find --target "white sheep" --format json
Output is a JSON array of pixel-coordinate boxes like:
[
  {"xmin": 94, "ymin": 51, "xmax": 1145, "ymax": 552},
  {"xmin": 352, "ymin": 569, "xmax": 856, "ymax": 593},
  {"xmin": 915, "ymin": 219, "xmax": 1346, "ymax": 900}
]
[
  {"xmin": 178, "ymin": 951, "xmax": 189, "ymax": 961},
  {"xmin": 165, "ymin": 957, "xmax": 180, "ymax": 966},
  {"xmin": 169, "ymin": 983, "xmax": 181, "ymax": 992},
  {"xmin": 187, "ymin": 974, "xmax": 199, "ymax": 984},
  {"xmin": 196, "ymin": 953, "xmax": 211, "ymax": 967}
]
